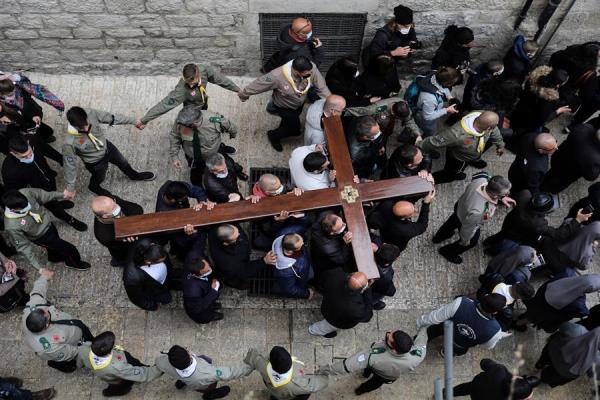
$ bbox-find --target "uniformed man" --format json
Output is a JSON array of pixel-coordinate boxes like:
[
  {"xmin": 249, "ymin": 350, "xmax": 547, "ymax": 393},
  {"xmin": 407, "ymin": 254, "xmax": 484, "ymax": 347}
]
[
  {"xmin": 317, "ymin": 329, "xmax": 427, "ymax": 395},
  {"xmin": 238, "ymin": 55, "xmax": 331, "ymax": 152},
  {"xmin": 171, "ymin": 104, "xmax": 239, "ymax": 185},
  {"xmin": 155, "ymin": 344, "xmax": 252, "ymax": 399},
  {"xmin": 76, "ymin": 331, "xmax": 163, "ymax": 397},
  {"xmin": 138, "ymin": 63, "xmax": 241, "ymax": 127},
  {"xmin": 244, "ymin": 346, "xmax": 329, "ymax": 399},
  {"xmin": 419, "ymin": 111, "xmax": 505, "ymax": 184},
  {"xmin": 63, "ymin": 106, "xmax": 155, "ymax": 198},
  {"xmin": 2, "ymin": 188, "xmax": 91, "ymax": 270},
  {"xmin": 22, "ymin": 268, "xmax": 94, "ymax": 373}
]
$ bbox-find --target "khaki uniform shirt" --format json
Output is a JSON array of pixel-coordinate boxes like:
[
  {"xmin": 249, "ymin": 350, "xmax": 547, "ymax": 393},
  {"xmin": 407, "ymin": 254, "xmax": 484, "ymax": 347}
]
[
  {"xmin": 244, "ymin": 348, "xmax": 328, "ymax": 400},
  {"xmin": 419, "ymin": 111, "xmax": 504, "ymax": 162},
  {"xmin": 155, "ymin": 353, "xmax": 252, "ymax": 391},
  {"xmin": 456, "ymin": 174, "xmax": 499, "ymax": 245},
  {"xmin": 169, "ymin": 110, "xmax": 238, "ymax": 161},
  {"xmin": 240, "ymin": 63, "xmax": 331, "ymax": 110},
  {"xmin": 141, "ymin": 65, "xmax": 240, "ymax": 124},
  {"xmin": 345, "ymin": 97, "xmax": 423, "ymax": 139},
  {"xmin": 22, "ymin": 275, "xmax": 83, "ymax": 361},
  {"xmin": 4, "ymin": 188, "xmax": 63, "ymax": 269},
  {"xmin": 76, "ymin": 343, "xmax": 163, "ymax": 384},
  {"xmin": 62, "ymin": 108, "xmax": 136, "ymax": 191},
  {"xmin": 318, "ymin": 329, "xmax": 427, "ymax": 381}
]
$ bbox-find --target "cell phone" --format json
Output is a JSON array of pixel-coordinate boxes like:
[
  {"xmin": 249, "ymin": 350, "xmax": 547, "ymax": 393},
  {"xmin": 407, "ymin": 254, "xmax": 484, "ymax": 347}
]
[
  {"xmin": 583, "ymin": 204, "xmax": 595, "ymax": 214},
  {"xmin": 530, "ymin": 254, "xmax": 545, "ymax": 269}
]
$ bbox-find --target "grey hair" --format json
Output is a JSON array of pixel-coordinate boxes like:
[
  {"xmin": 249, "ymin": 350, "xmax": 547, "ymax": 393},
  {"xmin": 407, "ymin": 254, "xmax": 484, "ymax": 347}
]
[
  {"xmin": 176, "ymin": 104, "xmax": 203, "ymax": 126},
  {"xmin": 216, "ymin": 224, "xmax": 235, "ymax": 242},
  {"xmin": 205, "ymin": 152, "xmax": 225, "ymax": 169},
  {"xmin": 487, "ymin": 175, "xmax": 512, "ymax": 196},
  {"xmin": 354, "ymin": 116, "xmax": 378, "ymax": 137}
]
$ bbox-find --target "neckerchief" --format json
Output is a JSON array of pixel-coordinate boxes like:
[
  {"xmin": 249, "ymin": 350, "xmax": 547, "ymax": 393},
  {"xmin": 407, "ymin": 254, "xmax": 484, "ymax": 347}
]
[
  {"xmin": 175, "ymin": 355, "xmax": 197, "ymax": 378},
  {"xmin": 4, "ymin": 207, "xmax": 42, "ymax": 223},
  {"xmin": 67, "ymin": 124, "xmax": 104, "ymax": 151},
  {"xmin": 281, "ymin": 60, "xmax": 311, "ymax": 96},
  {"xmin": 460, "ymin": 112, "xmax": 486, "ymax": 153},
  {"xmin": 89, "ymin": 351, "xmax": 113, "ymax": 371},
  {"xmin": 266, "ymin": 357, "xmax": 304, "ymax": 388},
  {"xmin": 181, "ymin": 76, "xmax": 208, "ymax": 104}
]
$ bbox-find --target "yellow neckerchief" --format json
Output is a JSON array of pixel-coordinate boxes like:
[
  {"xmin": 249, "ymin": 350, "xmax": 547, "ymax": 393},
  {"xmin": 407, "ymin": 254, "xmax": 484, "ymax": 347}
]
[
  {"xmin": 89, "ymin": 351, "xmax": 113, "ymax": 371},
  {"xmin": 266, "ymin": 357, "xmax": 305, "ymax": 388},
  {"xmin": 4, "ymin": 207, "xmax": 42, "ymax": 223},
  {"xmin": 181, "ymin": 76, "xmax": 207, "ymax": 103},
  {"xmin": 67, "ymin": 124, "xmax": 104, "ymax": 151},
  {"xmin": 281, "ymin": 60, "xmax": 311, "ymax": 96},
  {"xmin": 460, "ymin": 112, "xmax": 486, "ymax": 153}
]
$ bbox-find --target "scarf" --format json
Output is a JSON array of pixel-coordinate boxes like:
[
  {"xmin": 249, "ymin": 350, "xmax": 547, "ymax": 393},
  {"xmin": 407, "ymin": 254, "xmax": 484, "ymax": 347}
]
[
  {"xmin": 281, "ymin": 60, "xmax": 311, "ymax": 96},
  {"xmin": 558, "ymin": 221, "xmax": 600, "ymax": 269},
  {"xmin": 67, "ymin": 124, "xmax": 104, "ymax": 151},
  {"xmin": 545, "ymin": 274, "xmax": 600, "ymax": 309},
  {"xmin": 4, "ymin": 206, "xmax": 42, "ymax": 223},
  {"xmin": 548, "ymin": 323, "xmax": 600, "ymax": 376},
  {"xmin": 0, "ymin": 73, "xmax": 64, "ymax": 112},
  {"xmin": 487, "ymin": 246, "xmax": 536, "ymax": 278},
  {"xmin": 89, "ymin": 351, "xmax": 113, "ymax": 371},
  {"xmin": 175, "ymin": 355, "xmax": 197, "ymax": 378},
  {"xmin": 180, "ymin": 76, "xmax": 208, "ymax": 104},
  {"xmin": 460, "ymin": 112, "xmax": 486, "ymax": 153}
]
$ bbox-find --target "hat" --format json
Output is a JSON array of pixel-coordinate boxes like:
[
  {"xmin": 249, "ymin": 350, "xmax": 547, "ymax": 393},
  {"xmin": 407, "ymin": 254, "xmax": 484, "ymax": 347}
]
[
  {"xmin": 394, "ymin": 5, "xmax": 413, "ymax": 25},
  {"xmin": 269, "ymin": 346, "xmax": 292, "ymax": 374},
  {"xmin": 529, "ymin": 192, "xmax": 560, "ymax": 214},
  {"xmin": 454, "ymin": 27, "xmax": 474, "ymax": 45}
]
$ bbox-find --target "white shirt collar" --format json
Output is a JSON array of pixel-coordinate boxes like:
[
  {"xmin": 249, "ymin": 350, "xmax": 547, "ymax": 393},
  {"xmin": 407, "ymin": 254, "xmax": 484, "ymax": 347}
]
[
  {"xmin": 175, "ymin": 355, "xmax": 197, "ymax": 378},
  {"xmin": 141, "ymin": 262, "xmax": 168, "ymax": 285}
]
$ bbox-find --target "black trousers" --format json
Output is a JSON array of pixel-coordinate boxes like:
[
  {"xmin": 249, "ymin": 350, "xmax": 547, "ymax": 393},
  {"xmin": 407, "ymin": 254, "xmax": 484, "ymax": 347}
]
[
  {"xmin": 84, "ymin": 141, "xmax": 141, "ymax": 196},
  {"xmin": 434, "ymin": 207, "xmax": 481, "ymax": 257},
  {"xmin": 432, "ymin": 153, "xmax": 468, "ymax": 184},
  {"xmin": 540, "ymin": 167, "xmax": 580, "ymax": 194},
  {"xmin": 537, "ymin": 344, "xmax": 578, "ymax": 387},
  {"xmin": 103, "ymin": 351, "xmax": 145, "ymax": 396},
  {"xmin": 267, "ymin": 103, "xmax": 303, "ymax": 141},
  {"xmin": 426, "ymin": 324, "xmax": 469, "ymax": 356},
  {"xmin": 356, "ymin": 368, "xmax": 394, "ymax": 393},
  {"xmin": 453, "ymin": 381, "xmax": 473, "ymax": 396},
  {"xmin": 32, "ymin": 224, "xmax": 82, "ymax": 267},
  {"xmin": 47, "ymin": 358, "xmax": 77, "ymax": 373}
]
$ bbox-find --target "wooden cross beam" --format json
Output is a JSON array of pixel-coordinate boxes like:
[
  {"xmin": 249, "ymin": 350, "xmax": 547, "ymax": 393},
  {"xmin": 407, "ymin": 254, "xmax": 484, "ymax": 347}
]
[{"xmin": 115, "ymin": 115, "xmax": 433, "ymax": 278}]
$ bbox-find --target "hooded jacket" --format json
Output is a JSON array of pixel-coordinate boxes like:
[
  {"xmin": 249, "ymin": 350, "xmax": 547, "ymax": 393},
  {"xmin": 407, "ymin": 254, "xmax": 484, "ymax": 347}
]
[
  {"xmin": 325, "ymin": 58, "xmax": 370, "ymax": 108},
  {"xmin": 262, "ymin": 23, "xmax": 325, "ymax": 72},
  {"xmin": 414, "ymin": 72, "xmax": 451, "ymax": 122},
  {"xmin": 123, "ymin": 261, "xmax": 173, "ymax": 311},
  {"xmin": 502, "ymin": 35, "xmax": 533, "ymax": 83},
  {"xmin": 431, "ymin": 31, "xmax": 471, "ymax": 71},
  {"xmin": 567, "ymin": 182, "xmax": 600, "ymax": 224},
  {"xmin": 271, "ymin": 235, "xmax": 312, "ymax": 299},
  {"xmin": 182, "ymin": 271, "xmax": 219, "ymax": 324}
]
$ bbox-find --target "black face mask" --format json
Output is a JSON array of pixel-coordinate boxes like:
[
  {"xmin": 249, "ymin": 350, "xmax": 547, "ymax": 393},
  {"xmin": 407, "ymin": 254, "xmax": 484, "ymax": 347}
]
[{"xmin": 175, "ymin": 198, "xmax": 190, "ymax": 209}]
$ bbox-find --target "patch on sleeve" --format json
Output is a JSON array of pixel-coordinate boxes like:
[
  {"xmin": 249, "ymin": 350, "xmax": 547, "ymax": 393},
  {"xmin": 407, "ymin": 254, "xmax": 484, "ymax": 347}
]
[
  {"xmin": 166, "ymin": 97, "xmax": 178, "ymax": 106},
  {"xmin": 66, "ymin": 156, "xmax": 75, "ymax": 163},
  {"xmin": 39, "ymin": 337, "xmax": 51, "ymax": 350},
  {"xmin": 375, "ymin": 105, "xmax": 388, "ymax": 112},
  {"xmin": 263, "ymin": 74, "xmax": 273, "ymax": 82},
  {"xmin": 52, "ymin": 335, "xmax": 61, "ymax": 343},
  {"xmin": 215, "ymin": 369, "xmax": 223, "ymax": 377},
  {"xmin": 357, "ymin": 354, "xmax": 366, "ymax": 362},
  {"xmin": 133, "ymin": 368, "xmax": 141, "ymax": 375},
  {"xmin": 410, "ymin": 349, "xmax": 423, "ymax": 357}
]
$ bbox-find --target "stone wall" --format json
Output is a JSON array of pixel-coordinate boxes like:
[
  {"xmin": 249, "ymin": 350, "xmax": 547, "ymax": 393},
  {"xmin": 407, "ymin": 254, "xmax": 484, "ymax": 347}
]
[{"xmin": 0, "ymin": 0, "xmax": 597, "ymax": 76}]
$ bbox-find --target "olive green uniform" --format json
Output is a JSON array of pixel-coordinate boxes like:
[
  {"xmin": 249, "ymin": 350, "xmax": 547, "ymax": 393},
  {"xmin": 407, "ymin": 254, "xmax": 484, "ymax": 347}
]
[
  {"xmin": 22, "ymin": 274, "xmax": 83, "ymax": 362},
  {"xmin": 4, "ymin": 188, "xmax": 64, "ymax": 269},
  {"xmin": 318, "ymin": 329, "xmax": 427, "ymax": 381},
  {"xmin": 62, "ymin": 108, "xmax": 136, "ymax": 192},
  {"xmin": 244, "ymin": 348, "xmax": 329, "ymax": 400},
  {"xmin": 169, "ymin": 110, "xmax": 238, "ymax": 162},
  {"xmin": 155, "ymin": 353, "xmax": 252, "ymax": 391},
  {"xmin": 141, "ymin": 65, "xmax": 240, "ymax": 124}
]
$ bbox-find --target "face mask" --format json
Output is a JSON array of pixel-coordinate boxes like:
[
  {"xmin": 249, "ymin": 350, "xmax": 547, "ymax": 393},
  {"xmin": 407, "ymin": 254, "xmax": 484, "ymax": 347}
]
[
  {"xmin": 215, "ymin": 170, "xmax": 228, "ymax": 179},
  {"xmin": 400, "ymin": 27, "xmax": 411, "ymax": 35},
  {"xmin": 306, "ymin": 31, "xmax": 313, "ymax": 40},
  {"xmin": 111, "ymin": 205, "xmax": 121, "ymax": 217},
  {"xmin": 371, "ymin": 131, "xmax": 382, "ymax": 141},
  {"xmin": 18, "ymin": 203, "xmax": 32, "ymax": 214},
  {"xmin": 335, "ymin": 223, "xmax": 347, "ymax": 235},
  {"xmin": 354, "ymin": 70, "xmax": 360, "ymax": 78},
  {"xmin": 493, "ymin": 67, "xmax": 504, "ymax": 76},
  {"xmin": 526, "ymin": 52, "xmax": 536, "ymax": 59},
  {"xmin": 19, "ymin": 153, "xmax": 34, "ymax": 164},
  {"xmin": 271, "ymin": 185, "xmax": 285, "ymax": 196},
  {"xmin": 200, "ymin": 268, "xmax": 212, "ymax": 278}
]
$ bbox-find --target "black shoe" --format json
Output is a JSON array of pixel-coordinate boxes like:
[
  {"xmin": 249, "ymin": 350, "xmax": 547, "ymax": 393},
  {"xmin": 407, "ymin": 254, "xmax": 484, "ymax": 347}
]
[
  {"xmin": 213, "ymin": 302, "xmax": 222, "ymax": 310},
  {"xmin": 220, "ymin": 144, "xmax": 237, "ymax": 155},
  {"xmin": 67, "ymin": 217, "xmax": 88, "ymax": 232},
  {"xmin": 0, "ymin": 246, "xmax": 18, "ymax": 257},
  {"xmin": 469, "ymin": 159, "xmax": 487, "ymax": 169},
  {"xmin": 362, "ymin": 368, "xmax": 372, "ymax": 378},
  {"xmin": 212, "ymin": 311, "xmax": 224, "ymax": 322},
  {"xmin": 237, "ymin": 171, "xmax": 249, "ymax": 181},
  {"xmin": 102, "ymin": 386, "xmax": 131, "ymax": 397},
  {"xmin": 4, "ymin": 377, "xmax": 23, "ymax": 388},
  {"xmin": 32, "ymin": 388, "xmax": 56, "ymax": 400},
  {"xmin": 203, "ymin": 386, "xmax": 231, "ymax": 400},
  {"xmin": 373, "ymin": 300, "xmax": 386, "ymax": 310},
  {"xmin": 354, "ymin": 386, "xmax": 367, "ymax": 396},
  {"xmin": 438, "ymin": 248, "xmax": 463, "ymax": 264},
  {"xmin": 134, "ymin": 172, "xmax": 156, "ymax": 181},
  {"xmin": 175, "ymin": 380, "xmax": 186, "ymax": 390},
  {"xmin": 455, "ymin": 172, "xmax": 467, "ymax": 181},
  {"xmin": 59, "ymin": 200, "xmax": 75, "ymax": 209},
  {"xmin": 324, "ymin": 331, "xmax": 338, "ymax": 339},
  {"xmin": 110, "ymin": 257, "xmax": 127, "ymax": 268},
  {"xmin": 65, "ymin": 261, "xmax": 91, "ymax": 270},
  {"xmin": 524, "ymin": 375, "xmax": 541, "ymax": 388},
  {"xmin": 267, "ymin": 132, "xmax": 283, "ymax": 152},
  {"xmin": 432, "ymin": 234, "xmax": 446, "ymax": 244}
]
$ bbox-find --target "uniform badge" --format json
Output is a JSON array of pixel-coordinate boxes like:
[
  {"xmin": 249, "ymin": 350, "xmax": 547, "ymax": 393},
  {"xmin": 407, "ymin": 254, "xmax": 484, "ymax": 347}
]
[
  {"xmin": 263, "ymin": 75, "xmax": 272, "ymax": 82},
  {"xmin": 216, "ymin": 369, "xmax": 223, "ymax": 377},
  {"xmin": 166, "ymin": 97, "xmax": 177, "ymax": 106},
  {"xmin": 410, "ymin": 349, "xmax": 423, "ymax": 357},
  {"xmin": 116, "ymin": 355, "xmax": 123, "ymax": 361},
  {"xmin": 357, "ymin": 354, "xmax": 366, "ymax": 362},
  {"xmin": 52, "ymin": 335, "xmax": 61, "ymax": 343},
  {"xmin": 20, "ymin": 219, "xmax": 26, "ymax": 226},
  {"xmin": 39, "ymin": 337, "xmax": 51, "ymax": 350},
  {"xmin": 283, "ymin": 85, "xmax": 290, "ymax": 91},
  {"xmin": 463, "ymin": 139, "xmax": 473, "ymax": 145},
  {"xmin": 191, "ymin": 91, "xmax": 197, "ymax": 96},
  {"xmin": 299, "ymin": 368, "xmax": 305, "ymax": 375},
  {"xmin": 79, "ymin": 138, "xmax": 85, "ymax": 145}
]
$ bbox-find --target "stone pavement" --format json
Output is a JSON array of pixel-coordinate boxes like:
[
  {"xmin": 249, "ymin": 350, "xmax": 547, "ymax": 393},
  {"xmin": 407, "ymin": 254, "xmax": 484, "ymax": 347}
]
[{"xmin": 0, "ymin": 73, "xmax": 598, "ymax": 399}]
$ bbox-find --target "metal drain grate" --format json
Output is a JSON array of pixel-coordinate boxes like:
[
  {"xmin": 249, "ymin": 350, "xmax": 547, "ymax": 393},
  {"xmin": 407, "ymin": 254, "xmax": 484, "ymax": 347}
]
[{"xmin": 259, "ymin": 13, "xmax": 367, "ymax": 72}]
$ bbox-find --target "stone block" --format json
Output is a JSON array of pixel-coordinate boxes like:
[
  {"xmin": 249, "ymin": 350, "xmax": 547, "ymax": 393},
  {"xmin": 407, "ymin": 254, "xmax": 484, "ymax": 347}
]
[
  {"xmin": 118, "ymin": 38, "xmax": 143, "ymax": 47},
  {"xmin": 214, "ymin": 35, "xmax": 232, "ymax": 47},
  {"xmin": 0, "ymin": 40, "xmax": 27, "ymax": 50},
  {"xmin": 59, "ymin": 0, "xmax": 105, "ymax": 12},
  {"xmin": 141, "ymin": 37, "xmax": 174, "ymax": 48},
  {"xmin": 129, "ymin": 14, "xmax": 165, "ymax": 28},
  {"xmin": 185, "ymin": 0, "xmax": 214, "ymax": 12},
  {"xmin": 215, "ymin": 0, "xmax": 247, "ymax": 13},
  {"xmin": 15, "ymin": 15, "xmax": 41, "ymax": 29},
  {"xmin": 105, "ymin": 0, "xmax": 146, "ymax": 14},
  {"xmin": 209, "ymin": 14, "xmax": 235, "ymax": 27},
  {"xmin": 2, "ymin": 51, "xmax": 26, "ymax": 63},
  {"xmin": 165, "ymin": 14, "xmax": 210, "ymax": 27},
  {"xmin": 174, "ymin": 37, "xmax": 213, "ymax": 48},
  {"xmin": 105, "ymin": 28, "xmax": 145, "ymax": 38},
  {"xmin": 77, "ymin": 49, "xmax": 115, "ymax": 62},
  {"xmin": 18, "ymin": 0, "xmax": 61, "ymax": 13},
  {"xmin": 146, "ymin": 0, "xmax": 184, "ymax": 12},
  {"xmin": 189, "ymin": 27, "xmax": 220, "ymax": 36},
  {"xmin": 23, "ymin": 49, "xmax": 61, "ymax": 62},
  {"xmin": 5, "ymin": 29, "xmax": 39, "ymax": 39},
  {"xmin": 156, "ymin": 48, "xmax": 193, "ymax": 61},
  {"xmin": 41, "ymin": 14, "xmax": 81, "ymax": 28},
  {"xmin": 160, "ymin": 28, "xmax": 191, "ymax": 38},
  {"xmin": 38, "ymin": 28, "xmax": 73, "ymax": 38},
  {"xmin": 59, "ymin": 38, "xmax": 105, "ymax": 49},
  {"xmin": 82, "ymin": 14, "xmax": 128, "ymax": 28},
  {"xmin": 29, "ymin": 39, "xmax": 60, "ymax": 48},
  {"xmin": 248, "ymin": 0, "xmax": 378, "ymax": 12},
  {"xmin": 105, "ymin": 37, "xmax": 118, "ymax": 48},
  {"xmin": 191, "ymin": 47, "xmax": 233, "ymax": 59},
  {"xmin": 72, "ymin": 27, "xmax": 102, "ymax": 38}
]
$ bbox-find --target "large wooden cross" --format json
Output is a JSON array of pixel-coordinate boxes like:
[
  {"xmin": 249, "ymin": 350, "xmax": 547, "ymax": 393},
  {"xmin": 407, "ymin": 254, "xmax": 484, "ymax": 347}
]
[{"xmin": 115, "ymin": 116, "xmax": 432, "ymax": 278}]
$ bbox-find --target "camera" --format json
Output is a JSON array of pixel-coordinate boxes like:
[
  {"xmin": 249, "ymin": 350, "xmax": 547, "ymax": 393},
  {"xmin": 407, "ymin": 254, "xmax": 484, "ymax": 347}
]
[{"xmin": 409, "ymin": 40, "xmax": 422, "ymax": 50}]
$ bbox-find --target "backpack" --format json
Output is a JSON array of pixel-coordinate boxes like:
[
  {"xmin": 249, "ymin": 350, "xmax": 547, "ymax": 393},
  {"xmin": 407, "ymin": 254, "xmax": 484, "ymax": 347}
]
[{"xmin": 403, "ymin": 77, "xmax": 424, "ymax": 113}]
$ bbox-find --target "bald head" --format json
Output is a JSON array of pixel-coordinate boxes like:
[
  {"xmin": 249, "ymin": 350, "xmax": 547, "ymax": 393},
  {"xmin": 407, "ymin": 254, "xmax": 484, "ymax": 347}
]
[
  {"xmin": 91, "ymin": 196, "xmax": 118, "ymax": 218},
  {"xmin": 258, "ymin": 174, "xmax": 281, "ymax": 193},
  {"xmin": 323, "ymin": 95, "xmax": 346, "ymax": 117},
  {"xmin": 392, "ymin": 200, "xmax": 416, "ymax": 219},
  {"xmin": 291, "ymin": 17, "xmax": 312, "ymax": 36},
  {"xmin": 348, "ymin": 271, "xmax": 368, "ymax": 291},
  {"xmin": 534, "ymin": 133, "xmax": 558, "ymax": 154},
  {"xmin": 474, "ymin": 111, "xmax": 499, "ymax": 131}
]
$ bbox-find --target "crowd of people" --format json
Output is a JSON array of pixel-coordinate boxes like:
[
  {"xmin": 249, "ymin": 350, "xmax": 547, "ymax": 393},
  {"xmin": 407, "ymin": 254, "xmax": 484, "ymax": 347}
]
[{"xmin": 1, "ymin": 4, "xmax": 600, "ymax": 400}]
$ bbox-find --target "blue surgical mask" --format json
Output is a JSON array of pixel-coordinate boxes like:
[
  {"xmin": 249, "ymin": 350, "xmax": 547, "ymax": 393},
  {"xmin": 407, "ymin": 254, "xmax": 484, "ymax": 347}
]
[
  {"xmin": 19, "ymin": 153, "xmax": 34, "ymax": 164},
  {"xmin": 215, "ymin": 170, "xmax": 228, "ymax": 179}
]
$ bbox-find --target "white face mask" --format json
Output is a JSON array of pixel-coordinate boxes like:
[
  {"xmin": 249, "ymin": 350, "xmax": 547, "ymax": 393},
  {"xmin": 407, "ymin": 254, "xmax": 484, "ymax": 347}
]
[
  {"xmin": 271, "ymin": 185, "xmax": 285, "ymax": 195},
  {"xmin": 400, "ymin": 27, "xmax": 411, "ymax": 35},
  {"xmin": 18, "ymin": 203, "xmax": 32, "ymax": 214},
  {"xmin": 306, "ymin": 31, "xmax": 313, "ymax": 40},
  {"xmin": 215, "ymin": 169, "xmax": 228, "ymax": 179},
  {"xmin": 335, "ymin": 223, "xmax": 347, "ymax": 235},
  {"xmin": 200, "ymin": 268, "xmax": 212, "ymax": 278},
  {"xmin": 371, "ymin": 131, "xmax": 382, "ymax": 141},
  {"xmin": 493, "ymin": 67, "xmax": 505, "ymax": 76},
  {"xmin": 111, "ymin": 205, "xmax": 122, "ymax": 217},
  {"xmin": 354, "ymin": 70, "xmax": 360, "ymax": 78}
]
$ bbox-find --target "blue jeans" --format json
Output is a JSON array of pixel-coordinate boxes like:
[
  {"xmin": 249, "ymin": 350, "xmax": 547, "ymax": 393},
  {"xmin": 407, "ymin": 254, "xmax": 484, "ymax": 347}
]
[{"xmin": 0, "ymin": 378, "xmax": 32, "ymax": 400}]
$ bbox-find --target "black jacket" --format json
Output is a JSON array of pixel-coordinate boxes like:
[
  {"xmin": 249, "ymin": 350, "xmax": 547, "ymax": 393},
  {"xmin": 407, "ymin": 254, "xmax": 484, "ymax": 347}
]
[
  {"xmin": 549, "ymin": 41, "xmax": 600, "ymax": 83},
  {"xmin": 309, "ymin": 218, "xmax": 355, "ymax": 279},
  {"xmin": 367, "ymin": 25, "xmax": 418, "ymax": 62},
  {"xmin": 94, "ymin": 197, "xmax": 144, "ymax": 263},
  {"xmin": 1, "ymin": 135, "xmax": 59, "ymax": 192},
  {"xmin": 202, "ymin": 156, "xmax": 242, "ymax": 203},
  {"xmin": 325, "ymin": 59, "xmax": 370, "ymax": 108},
  {"xmin": 357, "ymin": 62, "xmax": 401, "ymax": 99},
  {"xmin": 507, "ymin": 132, "xmax": 549, "ymax": 195},
  {"xmin": 368, "ymin": 201, "xmax": 429, "ymax": 252},
  {"xmin": 262, "ymin": 23, "xmax": 325, "ymax": 72},
  {"xmin": 431, "ymin": 35, "xmax": 471, "ymax": 71},
  {"xmin": 382, "ymin": 147, "xmax": 432, "ymax": 179},
  {"xmin": 320, "ymin": 267, "xmax": 373, "ymax": 329},
  {"xmin": 347, "ymin": 127, "xmax": 386, "ymax": 179},
  {"xmin": 502, "ymin": 36, "xmax": 533, "ymax": 83},
  {"xmin": 370, "ymin": 264, "xmax": 396, "ymax": 300},
  {"xmin": 548, "ymin": 123, "xmax": 600, "ymax": 182},
  {"xmin": 207, "ymin": 225, "xmax": 265, "ymax": 290},
  {"xmin": 464, "ymin": 359, "xmax": 514, "ymax": 400},
  {"xmin": 567, "ymin": 182, "xmax": 600, "ymax": 224},
  {"xmin": 123, "ymin": 261, "xmax": 173, "ymax": 311},
  {"xmin": 182, "ymin": 272, "xmax": 219, "ymax": 324}
]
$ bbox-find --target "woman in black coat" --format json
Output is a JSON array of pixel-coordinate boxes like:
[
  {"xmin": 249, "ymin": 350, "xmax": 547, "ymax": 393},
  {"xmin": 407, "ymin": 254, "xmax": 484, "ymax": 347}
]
[
  {"xmin": 550, "ymin": 41, "xmax": 600, "ymax": 85},
  {"xmin": 431, "ymin": 25, "xmax": 474, "ymax": 72},
  {"xmin": 358, "ymin": 54, "xmax": 401, "ymax": 100},
  {"xmin": 123, "ymin": 239, "xmax": 176, "ymax": 311},
  {"xmin": 326, "ymin": 57, "xmax": 373, "ymax": 108}
]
